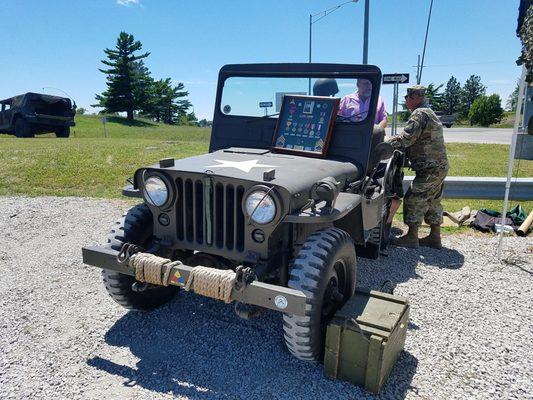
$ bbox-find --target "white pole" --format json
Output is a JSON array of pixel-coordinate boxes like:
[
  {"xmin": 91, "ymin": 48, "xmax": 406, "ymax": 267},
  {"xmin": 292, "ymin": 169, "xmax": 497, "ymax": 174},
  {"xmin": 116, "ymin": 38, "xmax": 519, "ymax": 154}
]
[{"xmin": 496, "ymin": 66, "xmax": 527, "ymax": 259}]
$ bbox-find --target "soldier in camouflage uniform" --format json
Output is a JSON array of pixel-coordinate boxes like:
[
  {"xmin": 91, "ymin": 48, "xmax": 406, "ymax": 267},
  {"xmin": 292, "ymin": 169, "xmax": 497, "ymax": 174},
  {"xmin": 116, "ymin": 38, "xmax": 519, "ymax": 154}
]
[{"xmin": 386, "ymin": 85, "xmax": 449, "ymax": 249}]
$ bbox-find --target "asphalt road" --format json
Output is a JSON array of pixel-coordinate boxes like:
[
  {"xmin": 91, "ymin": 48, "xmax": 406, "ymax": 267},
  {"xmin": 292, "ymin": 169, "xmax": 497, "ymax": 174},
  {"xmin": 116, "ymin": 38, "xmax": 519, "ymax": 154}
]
[{"xmin": 386, "ymin": 127, "xmax": 513, "ymax": 144}]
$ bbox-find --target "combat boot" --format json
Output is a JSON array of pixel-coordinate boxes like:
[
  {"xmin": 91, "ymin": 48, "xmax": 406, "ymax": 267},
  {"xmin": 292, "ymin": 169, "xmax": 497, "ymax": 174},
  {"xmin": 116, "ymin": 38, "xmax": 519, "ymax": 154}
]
[
  {"xmin": 419, "ymin": 224, "xmax": 442, "ymax": 249},
  {"xmin": 392, "ymin": 226, "xmax": 419, "ymax": 248}
]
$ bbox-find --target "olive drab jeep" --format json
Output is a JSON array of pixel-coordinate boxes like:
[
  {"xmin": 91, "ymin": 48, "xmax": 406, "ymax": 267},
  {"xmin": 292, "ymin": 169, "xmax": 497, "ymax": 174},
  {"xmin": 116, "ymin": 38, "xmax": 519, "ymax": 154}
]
[
  {"xmin": 0, "ymin": 93, "xmax": 76, "ymax": 138},
  {"xmin": 82, "ymin": 64, "xmax": 404, "ymax": 362}
]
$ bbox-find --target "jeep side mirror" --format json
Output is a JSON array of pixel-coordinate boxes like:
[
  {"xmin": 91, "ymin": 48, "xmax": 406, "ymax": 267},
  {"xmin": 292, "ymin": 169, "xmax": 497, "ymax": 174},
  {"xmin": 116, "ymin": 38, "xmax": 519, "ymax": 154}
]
[{"xmin": 375, "ymin": 142, "xmax": 394, "ymax": 161}]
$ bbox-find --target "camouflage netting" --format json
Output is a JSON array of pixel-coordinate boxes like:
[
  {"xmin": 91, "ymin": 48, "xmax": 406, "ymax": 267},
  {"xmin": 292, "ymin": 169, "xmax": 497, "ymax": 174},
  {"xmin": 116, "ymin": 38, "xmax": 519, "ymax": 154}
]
[{"xmin": 518, "ymin": 2, "xmax": 533, "ymax": 83}]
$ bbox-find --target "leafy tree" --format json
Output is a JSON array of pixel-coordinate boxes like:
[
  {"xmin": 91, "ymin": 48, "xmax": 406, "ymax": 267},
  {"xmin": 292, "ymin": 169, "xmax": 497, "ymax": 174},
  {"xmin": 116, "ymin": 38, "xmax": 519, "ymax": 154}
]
[
  {"xmin": 76, "ymin": 107, "xmax": 86, "ymax": 115},
  {"xmin": 506, "ymin": 79, "xmax": 520, "ymax": 111},
  {"xmin": 442, "ymin": 76, "xmax": 461, "ymax": 115},
  {"xmin": 468, "ymin": 94, "xmax": 504, "ymax": 127},
  {"xmin": 94, "ymin": 32, "xmax": 150, "ymax": 120},
  {"xmin": 425, "ymin": 83, "xmax": 444, "ymax": 112},
  {"xmin": 179, "ymin": 111, "xmax": 198, "ymax": 126},
  {"xmin": 460, "ymin": 75, "xmax": 486, "ymax": 118},
  {"xmin": 141, "ymin": 78, "xmax": 192, "ymax": 124}
]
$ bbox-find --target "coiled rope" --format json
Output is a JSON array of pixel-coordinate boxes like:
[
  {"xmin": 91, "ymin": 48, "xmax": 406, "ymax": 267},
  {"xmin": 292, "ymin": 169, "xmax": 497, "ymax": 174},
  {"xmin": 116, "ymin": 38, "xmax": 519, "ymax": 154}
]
[
  {"xmin": 184, "ymin": 266, "xmax": 236, "ymax": 303},
  {"xmin": 128, "ymin": 252, "xmax": 236, "ymax": 303},
  {"xmin": 129, "ymin": 253, "xmax": 181, "ymax": 287}
]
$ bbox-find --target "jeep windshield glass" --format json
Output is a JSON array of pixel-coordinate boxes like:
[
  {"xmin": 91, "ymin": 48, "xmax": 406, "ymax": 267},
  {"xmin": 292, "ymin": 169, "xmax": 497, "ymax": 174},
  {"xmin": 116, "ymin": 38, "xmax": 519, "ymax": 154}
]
[{"xmin": 221, "ymin": 76, "xmax": 374, "ymax": 123}]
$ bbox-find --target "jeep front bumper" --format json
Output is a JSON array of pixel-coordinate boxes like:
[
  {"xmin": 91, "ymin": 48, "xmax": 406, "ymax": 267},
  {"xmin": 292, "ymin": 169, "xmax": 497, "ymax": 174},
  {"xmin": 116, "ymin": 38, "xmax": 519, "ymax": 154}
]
[{"xmin": 82, "ymin": 246, "xmax": 307, "ymax": 316}]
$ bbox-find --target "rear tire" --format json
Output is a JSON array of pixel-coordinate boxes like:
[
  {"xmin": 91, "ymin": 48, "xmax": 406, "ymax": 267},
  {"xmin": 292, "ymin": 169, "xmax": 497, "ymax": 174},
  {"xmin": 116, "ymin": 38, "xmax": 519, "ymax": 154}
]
[
  {"xmin": 55, "ymin": 126, "xmax": 70, "ymax": 138},
  {"xmin": 14, "ymin": 118, "xmax": 33, "ymax": 138},
  {"xmin": 283, "ymin": 227, "xmax": 356, "ymax": 362},
  {"xmin": 101, "ymin": 204, "xmax": 178, "ymax": 311}
]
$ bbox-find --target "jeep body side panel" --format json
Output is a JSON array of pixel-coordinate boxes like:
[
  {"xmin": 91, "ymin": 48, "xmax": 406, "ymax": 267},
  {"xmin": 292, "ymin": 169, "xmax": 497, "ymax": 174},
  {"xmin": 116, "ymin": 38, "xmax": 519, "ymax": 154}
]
[{"xmin": 209, "ymin": 63, "xmax": 382, "ymax": 178}]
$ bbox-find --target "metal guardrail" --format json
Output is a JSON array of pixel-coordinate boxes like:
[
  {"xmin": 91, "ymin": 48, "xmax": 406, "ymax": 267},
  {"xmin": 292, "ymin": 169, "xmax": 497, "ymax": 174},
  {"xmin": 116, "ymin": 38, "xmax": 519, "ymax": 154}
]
[{"xmin": 402, "ymin": 176, "xmax": 533, "ymax": 200}]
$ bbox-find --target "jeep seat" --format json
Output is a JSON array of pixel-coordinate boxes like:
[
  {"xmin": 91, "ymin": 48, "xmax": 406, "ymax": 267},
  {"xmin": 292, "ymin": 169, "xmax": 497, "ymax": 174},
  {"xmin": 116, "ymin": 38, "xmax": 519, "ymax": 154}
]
[{"xmin": 367, "ymin": 125, "xmax": 385, "ymax": 174}]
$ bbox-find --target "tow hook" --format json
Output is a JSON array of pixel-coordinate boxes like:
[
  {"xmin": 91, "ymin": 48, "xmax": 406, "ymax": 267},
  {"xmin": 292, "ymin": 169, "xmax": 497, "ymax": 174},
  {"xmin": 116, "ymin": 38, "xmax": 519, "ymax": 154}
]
[
  {"xmin": 234, "ymin": 302, "xmax": 266, "ymax": 320},
  {"xmin": 131, "ymin": 282, "xmax": 149, "ymax": 292},
  {"xmin": 131, "ymin": 282, "xmax": 160, "ymax": 292}
]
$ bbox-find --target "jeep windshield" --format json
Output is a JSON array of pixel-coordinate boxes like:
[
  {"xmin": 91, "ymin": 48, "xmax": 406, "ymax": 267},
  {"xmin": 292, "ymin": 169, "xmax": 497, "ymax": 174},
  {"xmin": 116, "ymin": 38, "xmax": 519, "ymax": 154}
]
[{"xmin": 220, "ymin": 76, "xmax": 375, "ymax": 123}]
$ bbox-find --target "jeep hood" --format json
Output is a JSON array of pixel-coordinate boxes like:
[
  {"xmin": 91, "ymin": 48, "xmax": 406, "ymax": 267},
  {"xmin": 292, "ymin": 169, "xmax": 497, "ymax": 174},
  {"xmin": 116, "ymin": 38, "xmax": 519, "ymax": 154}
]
[{"xmin": 148, "ymin": 147, "xmax": 360, "ymax": 194}]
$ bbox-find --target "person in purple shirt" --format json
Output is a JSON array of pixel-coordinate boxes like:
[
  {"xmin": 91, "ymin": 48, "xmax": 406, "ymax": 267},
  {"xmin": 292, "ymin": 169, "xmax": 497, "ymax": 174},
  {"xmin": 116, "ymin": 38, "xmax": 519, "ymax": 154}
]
[{"xmin": 338, "ymin": 79, "xmax": 388, "ymax": 128}]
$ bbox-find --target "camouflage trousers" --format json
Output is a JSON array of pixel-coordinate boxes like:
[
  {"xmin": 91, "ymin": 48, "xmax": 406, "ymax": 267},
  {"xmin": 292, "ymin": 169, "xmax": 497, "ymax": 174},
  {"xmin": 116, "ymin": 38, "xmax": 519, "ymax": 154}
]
[{"xmin": 403, "ymin": 167, "xmax": 448, "ymax": 227}]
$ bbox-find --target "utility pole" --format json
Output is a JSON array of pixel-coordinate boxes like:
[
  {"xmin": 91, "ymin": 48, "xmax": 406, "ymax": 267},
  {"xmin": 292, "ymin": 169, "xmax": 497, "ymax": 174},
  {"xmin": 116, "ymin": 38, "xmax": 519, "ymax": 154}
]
[
  {"xmin": 418, "ymin": 0, "xmax": 434, "ymax": 84},
  {"xmin": 363, "ymin": 0, "xmax": 369, "ymax": 64},
  {"xmin": 309, "ymin": 13, "xmax": 312, "ymax": 94},
  {"xmin": 416, "ymin": 55, "xmax": 421, "ymax": 84},
  {"xmin": 308, "ymin": 1, "xmax": 358, "ymax": 93}
]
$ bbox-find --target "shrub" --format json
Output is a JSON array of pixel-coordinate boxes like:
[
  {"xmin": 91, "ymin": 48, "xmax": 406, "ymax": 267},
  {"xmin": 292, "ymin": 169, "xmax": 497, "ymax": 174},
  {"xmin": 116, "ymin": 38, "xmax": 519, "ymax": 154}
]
[{"xmin": 468, "ymin": 94, "xmax": 504, "ymax": 127}]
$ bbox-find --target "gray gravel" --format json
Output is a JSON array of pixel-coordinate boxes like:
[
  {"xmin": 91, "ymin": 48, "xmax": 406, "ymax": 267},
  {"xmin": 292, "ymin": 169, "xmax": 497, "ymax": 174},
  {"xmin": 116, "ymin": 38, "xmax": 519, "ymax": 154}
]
[{"xmin": 0, "ymin": 196, "xmax": 532, "ymax": 400}]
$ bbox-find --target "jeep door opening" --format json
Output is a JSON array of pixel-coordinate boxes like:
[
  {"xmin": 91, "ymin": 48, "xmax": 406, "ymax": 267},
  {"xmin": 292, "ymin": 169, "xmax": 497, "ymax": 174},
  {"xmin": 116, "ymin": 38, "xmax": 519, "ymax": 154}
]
[{"xmin": 82, "ymin": 63, "xmax": 404, "ymax": 362}]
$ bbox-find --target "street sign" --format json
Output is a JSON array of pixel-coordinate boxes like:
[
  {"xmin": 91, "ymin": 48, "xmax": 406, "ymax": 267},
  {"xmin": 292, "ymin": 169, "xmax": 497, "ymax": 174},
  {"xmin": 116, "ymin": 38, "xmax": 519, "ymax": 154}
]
[
  {"xmin": 384, "ymin": 74, "xmax": 409, "ymax": 136},
  {"xmin": 259, "ymin": 101, "xmax": 273, "ymax": 108},
  {"xmin": 382, "ymin": 73, "xmax": 409, "ymax": 84}
]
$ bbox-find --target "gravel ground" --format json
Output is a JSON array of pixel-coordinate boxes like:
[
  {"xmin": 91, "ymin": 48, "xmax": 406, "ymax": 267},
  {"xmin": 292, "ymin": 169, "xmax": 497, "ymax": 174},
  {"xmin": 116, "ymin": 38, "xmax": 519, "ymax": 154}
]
[{"xmin": 0, "ymin": 196, "xmax": 532, "ymax": 400}]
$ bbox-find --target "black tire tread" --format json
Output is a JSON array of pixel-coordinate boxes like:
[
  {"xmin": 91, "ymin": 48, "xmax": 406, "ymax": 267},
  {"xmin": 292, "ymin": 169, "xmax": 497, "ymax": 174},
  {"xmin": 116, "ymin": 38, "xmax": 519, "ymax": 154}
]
[
  {"xmin": 282, "ymin": 227, "xmax": 356, "ymax": 362},
  {"xmin": 101, "ymin": 204, "xmax": 177, "ymax": 311}
]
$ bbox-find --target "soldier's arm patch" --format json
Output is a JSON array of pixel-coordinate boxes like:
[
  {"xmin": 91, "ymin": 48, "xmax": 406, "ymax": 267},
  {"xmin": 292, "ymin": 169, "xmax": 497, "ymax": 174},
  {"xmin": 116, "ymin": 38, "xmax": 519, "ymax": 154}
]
[{"xmin": 388, "ymin": 109, "xmax": 428, "ymax": 149}]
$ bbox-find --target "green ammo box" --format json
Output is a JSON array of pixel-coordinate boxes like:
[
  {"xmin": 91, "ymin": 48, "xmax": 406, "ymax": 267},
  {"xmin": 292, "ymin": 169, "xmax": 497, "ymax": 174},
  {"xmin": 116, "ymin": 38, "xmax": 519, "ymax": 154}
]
[{"xmin": 324, "ymin": 290, "xmax": 409, "ymax": 394}]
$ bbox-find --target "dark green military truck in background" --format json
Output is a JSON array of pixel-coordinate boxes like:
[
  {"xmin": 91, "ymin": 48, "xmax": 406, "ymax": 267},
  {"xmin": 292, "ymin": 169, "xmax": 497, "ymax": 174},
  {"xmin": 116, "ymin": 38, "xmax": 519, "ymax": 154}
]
[
  {"xmin": 82, "ymin": 63, "xmax": 404, "ymax": 362},
  {"xmin": 0, "ymin": 92, "xmax": 76, "ymax": 137}
]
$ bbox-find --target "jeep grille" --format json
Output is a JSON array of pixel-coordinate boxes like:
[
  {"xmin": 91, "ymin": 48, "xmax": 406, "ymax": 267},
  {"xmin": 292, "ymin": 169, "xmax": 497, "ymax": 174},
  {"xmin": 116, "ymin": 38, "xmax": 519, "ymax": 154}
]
[{"xmin": 176, "ymin": 177, "xmax": 245, "ymax": 252}]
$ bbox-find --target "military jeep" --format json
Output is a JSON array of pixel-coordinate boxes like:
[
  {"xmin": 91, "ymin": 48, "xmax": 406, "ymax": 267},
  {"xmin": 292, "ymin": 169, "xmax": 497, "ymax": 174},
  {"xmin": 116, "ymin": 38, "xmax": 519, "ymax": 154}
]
[
  {"xmin": 0, "ymin": 92, "xmax": 75, "ymax": 138},
  {"xmin": 82, "ymin": 64, "xmax": 403, "ymax": 362}
]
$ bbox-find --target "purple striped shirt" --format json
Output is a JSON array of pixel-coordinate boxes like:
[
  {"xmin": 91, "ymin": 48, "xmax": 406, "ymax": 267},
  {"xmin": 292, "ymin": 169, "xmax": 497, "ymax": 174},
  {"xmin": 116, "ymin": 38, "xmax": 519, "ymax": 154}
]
[{"xmin": 338, "ymin": 93, "xmax": 387, "ymax": 125}]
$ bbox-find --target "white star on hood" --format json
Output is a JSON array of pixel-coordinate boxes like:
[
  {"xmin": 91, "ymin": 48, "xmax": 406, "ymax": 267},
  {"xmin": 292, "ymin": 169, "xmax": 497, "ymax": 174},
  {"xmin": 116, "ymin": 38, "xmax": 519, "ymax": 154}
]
[{"xmin": 205, "ymin": 159, "xmax": 277, "ymax": 173}]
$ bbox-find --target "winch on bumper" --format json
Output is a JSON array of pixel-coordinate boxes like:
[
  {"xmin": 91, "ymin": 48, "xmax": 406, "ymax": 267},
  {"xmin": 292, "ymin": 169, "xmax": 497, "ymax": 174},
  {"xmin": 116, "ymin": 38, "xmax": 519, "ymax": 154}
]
[{"xmin": 82, "ymin": 245, "xmax": 307, "ymax": 316}]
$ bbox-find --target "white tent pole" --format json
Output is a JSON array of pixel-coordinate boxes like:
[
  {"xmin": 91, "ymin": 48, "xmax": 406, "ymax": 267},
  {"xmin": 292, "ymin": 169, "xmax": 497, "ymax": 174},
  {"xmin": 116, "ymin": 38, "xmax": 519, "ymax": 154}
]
[{"xmin": 497, "ymin": 65, "xmax": 527, "ymax": 259}]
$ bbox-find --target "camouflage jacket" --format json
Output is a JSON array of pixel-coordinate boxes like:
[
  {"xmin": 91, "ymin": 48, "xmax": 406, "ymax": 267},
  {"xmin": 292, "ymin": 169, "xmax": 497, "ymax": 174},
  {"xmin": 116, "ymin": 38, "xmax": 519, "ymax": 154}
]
[{"xmin": 387, "ymin": 106, "xmax": 449, "ymax": 172}]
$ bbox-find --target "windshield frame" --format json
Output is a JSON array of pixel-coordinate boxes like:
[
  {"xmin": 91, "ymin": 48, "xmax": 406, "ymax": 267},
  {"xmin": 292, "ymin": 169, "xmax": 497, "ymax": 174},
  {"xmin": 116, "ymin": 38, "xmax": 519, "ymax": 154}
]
[{"xmin": 215, "ymin": 64, "xmax": 382, "ymax": 128}]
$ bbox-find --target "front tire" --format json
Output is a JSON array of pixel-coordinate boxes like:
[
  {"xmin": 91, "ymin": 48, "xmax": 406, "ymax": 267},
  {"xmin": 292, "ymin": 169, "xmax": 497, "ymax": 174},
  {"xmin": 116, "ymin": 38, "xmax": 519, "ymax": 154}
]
[
  {"xmin": 283, "ymin": 228, "xmax": 356, "ymax": 362},
  {"xmin": 101, "ymin": 204, "xmax": 178, "ymax": 311},
  {"xmin": 55, "ymin": 126, "xmax": 70, "ymax": 138},
  {"xmin": 14, "ymin": 118, "xmax": 33, "ymax": 138}
]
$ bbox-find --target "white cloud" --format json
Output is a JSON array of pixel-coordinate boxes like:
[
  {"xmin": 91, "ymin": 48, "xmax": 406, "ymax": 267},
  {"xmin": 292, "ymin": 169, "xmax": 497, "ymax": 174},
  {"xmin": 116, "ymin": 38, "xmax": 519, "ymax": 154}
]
[{"xmin": 117, "ymin": 0, "xmax": 140, "ymax": 6}]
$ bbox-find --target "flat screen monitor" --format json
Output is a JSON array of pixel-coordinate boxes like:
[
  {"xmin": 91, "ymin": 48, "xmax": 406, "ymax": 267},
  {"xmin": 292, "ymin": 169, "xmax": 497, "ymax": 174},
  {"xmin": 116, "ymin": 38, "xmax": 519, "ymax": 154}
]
[{"xmin": 272, "ymin": 95, "xmax": 340, "ymax": 157}]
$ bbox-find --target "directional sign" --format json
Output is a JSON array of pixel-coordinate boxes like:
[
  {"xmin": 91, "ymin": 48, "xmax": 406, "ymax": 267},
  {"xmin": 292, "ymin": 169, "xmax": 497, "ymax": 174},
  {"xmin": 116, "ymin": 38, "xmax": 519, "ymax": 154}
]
[
  {"xmin": 259, "ymin": 101, "xmax": 273, "ymax": 108},
  {"xmin": 383, "ymin": 73, "xmax": 410, "ymax": 84}
]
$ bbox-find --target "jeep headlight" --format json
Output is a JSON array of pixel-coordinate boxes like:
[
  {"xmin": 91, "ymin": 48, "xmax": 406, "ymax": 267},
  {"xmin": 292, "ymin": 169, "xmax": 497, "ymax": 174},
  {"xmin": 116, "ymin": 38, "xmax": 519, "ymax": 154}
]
[
  {"xmin": 143, "ymin": 176, "xmax": 169, "ymax": 207},
  {"xmin": 245, "ymin": 190, "xmax": 277, "ymax": 224}
]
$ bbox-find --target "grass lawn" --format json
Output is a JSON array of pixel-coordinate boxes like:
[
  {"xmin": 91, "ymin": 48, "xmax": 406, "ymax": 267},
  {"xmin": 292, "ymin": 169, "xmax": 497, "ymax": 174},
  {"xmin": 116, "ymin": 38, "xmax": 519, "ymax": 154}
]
[{"xmin": 0, "ymin": 115, "xmax": 531, "ymax": 213}]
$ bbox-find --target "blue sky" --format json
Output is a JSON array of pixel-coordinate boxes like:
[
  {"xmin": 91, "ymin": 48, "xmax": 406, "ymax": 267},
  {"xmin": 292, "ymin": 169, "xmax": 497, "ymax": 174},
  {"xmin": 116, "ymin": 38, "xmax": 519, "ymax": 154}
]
[{"xmin": 0, "ymin": 0, "xmax": 522, "ymax": 119}]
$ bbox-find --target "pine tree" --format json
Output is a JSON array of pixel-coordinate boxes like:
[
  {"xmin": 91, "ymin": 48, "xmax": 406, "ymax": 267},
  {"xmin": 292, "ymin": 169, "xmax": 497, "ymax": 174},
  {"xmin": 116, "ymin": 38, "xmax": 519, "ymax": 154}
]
[
  {"xmin": 460, "ymin": 75, "xmax": 486, "ymax": 118},
  {"xmin": 141, "ymin": 78, "xmax": 191, "ymax": 124},
  {"xmin": 506, "ymin": 79, "xmax": 520, "ymax": 111},
  {"xmin": 425, "ymin": 83, "xmax": 444, "ymax": 112},
  {"xmin": 442, "ymin": 76, "xmax": 461, "ymax": 115},
  {"xmin": 94, "ymin": 32, "xmax": 150, "ymax": 120}
]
